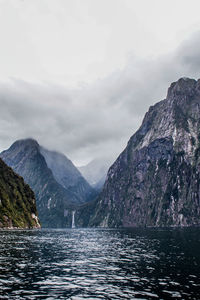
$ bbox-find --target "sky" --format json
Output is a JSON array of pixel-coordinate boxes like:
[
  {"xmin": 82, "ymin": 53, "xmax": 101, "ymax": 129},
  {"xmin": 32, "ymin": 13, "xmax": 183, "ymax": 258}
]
[{"xmin": 1, "ymin": 0, "xmax": 200, "ymax": 165}]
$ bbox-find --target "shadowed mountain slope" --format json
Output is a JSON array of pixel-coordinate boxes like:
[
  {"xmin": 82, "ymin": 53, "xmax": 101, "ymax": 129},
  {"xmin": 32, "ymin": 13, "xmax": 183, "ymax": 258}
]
[{"xmin": 89, "ymin": 78, "xmax": 200, "ymax": 227}]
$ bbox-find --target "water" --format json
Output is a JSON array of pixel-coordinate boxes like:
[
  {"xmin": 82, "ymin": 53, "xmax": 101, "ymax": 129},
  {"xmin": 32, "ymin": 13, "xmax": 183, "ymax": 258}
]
[{"xmin": 0, "ymin": 228, "xmax": 200, "ymax": 299}]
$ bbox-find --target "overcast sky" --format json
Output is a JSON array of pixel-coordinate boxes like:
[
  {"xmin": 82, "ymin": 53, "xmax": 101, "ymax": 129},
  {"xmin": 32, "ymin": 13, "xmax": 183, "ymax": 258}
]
[{"xmin": 1, "ymin": 0, "xmax": 200, "ymax": 165}]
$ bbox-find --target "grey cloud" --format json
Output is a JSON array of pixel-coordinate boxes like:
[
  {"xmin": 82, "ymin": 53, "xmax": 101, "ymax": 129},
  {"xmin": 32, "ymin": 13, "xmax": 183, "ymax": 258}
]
[{"xmin": 1, "ymin": 31, "xmax": 200, "ymax": 165}]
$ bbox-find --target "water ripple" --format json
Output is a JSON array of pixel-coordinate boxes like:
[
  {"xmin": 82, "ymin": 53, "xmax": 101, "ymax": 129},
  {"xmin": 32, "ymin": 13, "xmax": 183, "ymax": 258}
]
[{"xmin": 0, "ymin": 228, "xmax": 200, "ymax": 299}]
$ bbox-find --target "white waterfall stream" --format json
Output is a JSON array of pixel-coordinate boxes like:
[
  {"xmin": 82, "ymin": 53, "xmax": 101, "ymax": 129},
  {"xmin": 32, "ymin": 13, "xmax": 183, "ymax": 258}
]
[{"xmin": 71, "ymin": 211, "xmax": 75, "ymax": 228}]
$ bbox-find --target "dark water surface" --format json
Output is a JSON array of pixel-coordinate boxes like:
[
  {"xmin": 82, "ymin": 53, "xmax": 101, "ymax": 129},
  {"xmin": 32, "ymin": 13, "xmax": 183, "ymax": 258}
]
[{"xmin": 0, "ymin": 228, "xmax": 200, "ymax": 299}]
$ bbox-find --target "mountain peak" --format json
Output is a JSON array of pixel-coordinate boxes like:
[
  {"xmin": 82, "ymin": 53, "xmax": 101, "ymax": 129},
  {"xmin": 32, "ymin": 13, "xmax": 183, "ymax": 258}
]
[
  {"xmin": 167, "ymin": 77, "xmax": 197, "ymax": 98},
  {"xmin": 9, "ymin": 138, "xmax": 39, "ymax": 151}
]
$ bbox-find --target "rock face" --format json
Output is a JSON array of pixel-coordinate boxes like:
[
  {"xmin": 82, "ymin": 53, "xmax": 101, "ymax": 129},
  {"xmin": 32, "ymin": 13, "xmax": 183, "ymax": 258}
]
[
  {"xmin": 0, "ymin": 139, "xmax": 95, "ymax": 228},
  {"xmin": 90, "ymin": 78, "xmax": 200, "ymax": 227},
  {"xmin": 0, "ymin": 158, "xmax": 40, "ymax": 229},
  {"xmin": 40, "ymin": 147, "xmax": 94, "ymax": 203}
]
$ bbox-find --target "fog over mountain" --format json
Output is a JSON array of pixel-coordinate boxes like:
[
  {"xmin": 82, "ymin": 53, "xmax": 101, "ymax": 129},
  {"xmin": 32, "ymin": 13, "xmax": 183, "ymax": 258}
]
[
  {"xmin": 79, "ymin": 155, "xmax": 115, "ymax": 189},
  {"xmin": 1, "ymin": 1, "xmax": 200, "ymax": 166}
]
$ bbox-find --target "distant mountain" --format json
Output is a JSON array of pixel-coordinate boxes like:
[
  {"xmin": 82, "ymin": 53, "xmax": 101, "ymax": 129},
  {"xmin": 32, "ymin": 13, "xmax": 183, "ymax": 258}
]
[
  {"xmin": 89, "ymin": 78, "xmax": 200, "ymax": 227},
  {"xmin": 0, "ymin": 139, "xmax": 95, "ymax": 228},
  {"xmin": 0, "ymin": 157, "xmax": 40, "ymax": 229},
  {"xmin": 40, "ymin": 147, "xmax": 95, "ymax": 203},
  {"xmin": 78, "ymin": 156, "xmax": 114, "ymax": 190},
  {"xmin": 94, "ymin": 174, "xmax": 107, "ymax": 191}
]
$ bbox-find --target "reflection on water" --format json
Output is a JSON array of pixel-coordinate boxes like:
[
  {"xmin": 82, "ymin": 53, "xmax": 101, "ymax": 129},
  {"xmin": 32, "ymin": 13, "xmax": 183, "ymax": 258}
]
[{"xmin": 0, "ymin": 227, "xmax": 200, "ymax": 299}]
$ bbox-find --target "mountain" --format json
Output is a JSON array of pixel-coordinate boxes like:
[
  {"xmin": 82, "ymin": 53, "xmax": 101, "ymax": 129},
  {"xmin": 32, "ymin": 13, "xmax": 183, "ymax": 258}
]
[
  {"xmin": 0, "ymin": 157, "xmax": 40, "ymax": 229},
  {"xmin": 89, "ymin": 77, "xmax": 200, "ymax": 227},
  {"xmin": 40, "ymin": 147, "xmax": 95, "ymax": 203},
  {"xmin": 0, "ymin": 139, "xmax": 94, "ymax": 228},
  {"xmin": 79, "ymin": 156, "xmax": 114, "ymax": 190}
]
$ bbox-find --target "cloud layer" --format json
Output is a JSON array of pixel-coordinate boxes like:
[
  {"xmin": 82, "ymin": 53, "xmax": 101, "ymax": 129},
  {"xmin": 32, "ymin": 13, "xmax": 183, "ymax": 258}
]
[{"xmin": 1, "ymin": 32, "xmax": 200, "ymax": 165}]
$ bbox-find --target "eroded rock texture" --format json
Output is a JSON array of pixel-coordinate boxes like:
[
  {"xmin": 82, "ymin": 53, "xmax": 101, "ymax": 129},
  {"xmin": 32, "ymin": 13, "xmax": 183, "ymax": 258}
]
[{"xmin": 90, "ymin": 78, "xmax": 200, "ymax": 227}]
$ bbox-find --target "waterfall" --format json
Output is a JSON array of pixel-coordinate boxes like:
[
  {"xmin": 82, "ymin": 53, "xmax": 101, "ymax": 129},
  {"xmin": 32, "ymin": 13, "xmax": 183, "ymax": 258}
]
[{"xmin": 71, "ymin": 211, "xmax": 75, "ymax": 228}]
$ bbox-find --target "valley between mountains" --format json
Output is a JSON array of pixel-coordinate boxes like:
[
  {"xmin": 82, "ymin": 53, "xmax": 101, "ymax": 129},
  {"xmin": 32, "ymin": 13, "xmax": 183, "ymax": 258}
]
[{"xmin": 1, "ymin": 77, "xmax": 200, "ymax": 228}]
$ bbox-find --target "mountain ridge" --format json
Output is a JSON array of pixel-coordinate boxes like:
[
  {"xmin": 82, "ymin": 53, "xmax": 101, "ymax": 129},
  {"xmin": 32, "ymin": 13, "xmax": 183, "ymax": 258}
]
[
  {"xmin": 0, "ymin": 138, "xmax": 95, "ymax": 227},
  {"xmin": 40, "ymin": 146, "xmax": 95, "ymax": 203},
  {"xmin": 88, "ymin": 77, "xmax": 200, "ymax": 228}
]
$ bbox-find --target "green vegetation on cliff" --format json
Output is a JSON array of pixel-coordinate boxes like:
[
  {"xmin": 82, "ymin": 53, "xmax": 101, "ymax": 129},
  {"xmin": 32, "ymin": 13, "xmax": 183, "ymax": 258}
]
[{"xmin": 0, "ymin": 158, "xmax": 40, "ymax": 228}]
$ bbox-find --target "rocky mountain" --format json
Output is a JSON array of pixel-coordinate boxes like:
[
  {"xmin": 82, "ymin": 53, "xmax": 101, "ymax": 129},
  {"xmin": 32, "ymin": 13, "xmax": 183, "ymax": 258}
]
[
  {"xmin": 0, "ymin": 139, "xmax": 95, "ymax": 227},
  {"xmin": 89, "ymin": 77, "xmax": 200, "ymax": 227},
  {"xmin": 0, "ymin": 157, "xmax": 40, "ymax": 229},
  {"xmin": 40, "ymin": 147, "xmax": 94, "ymax": 203}
]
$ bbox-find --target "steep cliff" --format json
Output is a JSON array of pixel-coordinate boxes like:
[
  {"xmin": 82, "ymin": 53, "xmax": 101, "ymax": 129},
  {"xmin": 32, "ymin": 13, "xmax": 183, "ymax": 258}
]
[
  {"xmin": 0, "ymin": 158, "xmax": 40, "ymax": 229},
  {"xmin": 90, "ymin": 78, "xmax": 200, "ymax": 227}
]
